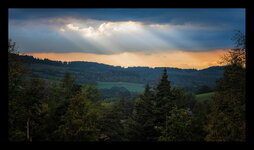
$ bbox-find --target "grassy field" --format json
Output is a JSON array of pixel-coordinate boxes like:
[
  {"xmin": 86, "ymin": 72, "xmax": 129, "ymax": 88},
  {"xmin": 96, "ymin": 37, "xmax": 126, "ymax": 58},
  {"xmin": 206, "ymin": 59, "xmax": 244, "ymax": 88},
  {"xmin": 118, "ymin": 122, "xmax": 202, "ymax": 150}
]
[
  {"xmin": 196, "ymin": 92, "xmax": 214, "ymax": 103},
  {"xmin": 97, "ymin": 81, "xmax": 145, "ymax": 93}
]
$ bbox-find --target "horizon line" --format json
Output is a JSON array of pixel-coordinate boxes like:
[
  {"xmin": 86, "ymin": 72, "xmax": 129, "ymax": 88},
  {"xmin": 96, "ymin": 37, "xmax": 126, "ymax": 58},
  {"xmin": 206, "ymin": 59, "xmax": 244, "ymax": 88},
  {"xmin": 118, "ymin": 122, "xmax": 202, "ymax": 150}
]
[{"xmin": 20, "ymin": 53, "xmax": 226, "ymax": 70}]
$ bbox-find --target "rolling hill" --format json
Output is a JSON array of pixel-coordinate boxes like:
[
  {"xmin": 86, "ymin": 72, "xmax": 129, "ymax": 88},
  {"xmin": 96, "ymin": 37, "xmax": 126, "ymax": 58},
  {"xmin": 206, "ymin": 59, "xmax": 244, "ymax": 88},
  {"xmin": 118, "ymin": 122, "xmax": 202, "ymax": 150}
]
[{"xmin": 20, "ymin": 54, "xmax": 225, "ymax": 94}]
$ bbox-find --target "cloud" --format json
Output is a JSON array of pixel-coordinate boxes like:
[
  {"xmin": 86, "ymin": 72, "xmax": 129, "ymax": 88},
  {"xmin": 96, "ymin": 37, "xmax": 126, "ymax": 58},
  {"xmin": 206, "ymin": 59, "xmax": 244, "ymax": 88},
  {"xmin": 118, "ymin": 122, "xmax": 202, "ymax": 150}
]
[
  {"xmin": 66, "ymin": 24, "xmax": 79, "ymax": 31},
  {"xmin": 65, "ymin": 22, "xmax": 113, "ymax": 37},
  {"xmin": 53, "ymin": 19, "xmax": 233, "ymax": 54},
  {"xmin": 60, "ymin": 28, "xmax": 65, "ymax": 32},
  {"xmin": 9, "ymin": 9, "xmax": 244, "ymax": 54}
]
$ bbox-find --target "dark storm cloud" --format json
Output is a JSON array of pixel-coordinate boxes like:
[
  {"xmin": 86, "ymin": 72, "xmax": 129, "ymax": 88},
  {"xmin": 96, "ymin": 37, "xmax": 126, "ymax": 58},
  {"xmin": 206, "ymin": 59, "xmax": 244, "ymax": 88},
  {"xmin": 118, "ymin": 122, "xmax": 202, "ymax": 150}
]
[{"xmin": 9, "ymin": 8, "xmax": 245, "ymax": 26}]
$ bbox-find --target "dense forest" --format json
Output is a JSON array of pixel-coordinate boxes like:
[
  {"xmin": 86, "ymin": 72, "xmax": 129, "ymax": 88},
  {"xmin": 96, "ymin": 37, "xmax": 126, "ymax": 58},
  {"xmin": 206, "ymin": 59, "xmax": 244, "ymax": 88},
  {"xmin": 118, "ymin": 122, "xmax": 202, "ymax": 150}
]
[{"xmin": 8, "ymin": 31, "xmax": 246, "ymax": 142}]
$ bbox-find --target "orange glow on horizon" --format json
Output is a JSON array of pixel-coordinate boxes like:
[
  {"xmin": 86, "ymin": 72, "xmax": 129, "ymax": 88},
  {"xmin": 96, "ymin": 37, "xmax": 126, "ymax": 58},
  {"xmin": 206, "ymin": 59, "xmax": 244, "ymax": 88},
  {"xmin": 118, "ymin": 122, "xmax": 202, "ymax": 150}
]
[{"xmin": 24, "ymin": 49, "xmax": 229, "ymax": 70}]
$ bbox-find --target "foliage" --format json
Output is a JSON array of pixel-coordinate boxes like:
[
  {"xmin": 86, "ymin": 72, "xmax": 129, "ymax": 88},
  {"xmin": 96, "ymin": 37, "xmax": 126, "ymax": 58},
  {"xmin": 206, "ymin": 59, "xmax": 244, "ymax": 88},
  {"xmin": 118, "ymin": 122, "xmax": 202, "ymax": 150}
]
[
  {"xmin": 82, "ymin": 83, "xmax": 101, "ymax": 102},
  {"xmin": 221, "ymin": 30, "xmax": 245, "ymax": 67},
  {"xmin": 153, "ymin": 68, "xmax": 172, "ymax": 128},
  {"xmin": 8, "ymin": 40, "xmax": 27, "ymax": 91},
  {"xmin": 99, "ymin": 101, "xmax": 126, "ymax": 141},
  {"xmin": 61, "ymin": 71, "xmax": 82, "ymax": 99},
  {"xmin": 205, "ymin": 65, "xmax": 245, "ymax": 141},
  {"xmin": 196, "ymin": 85, "xmax": 213, "ymax": 94},
  {"xmin": 127, "ymin": 84, "xmax": 158, "ymax": 141},
  {"xmin": 190, "ymin": 101, "xmax": 210, "ymax": 141},
  {"xmin": 204, "ymin": 31, "xmax": 246, "ymax": 141},
  {"xmin": 170, "ymin": 87, "xmax": 189, "ymax": 109},
  {"xmin": 157, "ymin": 106, "xmax": 192, "ymax": 141},
  {"xmin": 185, "ymin": 92, "xmax": 197, "ymax": 110},
  {"xmin": 22, "ymin": 78, "xmax": 50, "ymax": 141},
  {"xmin": 55, "ymin": 93, "xmax": 102, "ymax": 141},
  {"xmin": 8, "ymin": 39, "xmax": 27, "ymax": 141}
]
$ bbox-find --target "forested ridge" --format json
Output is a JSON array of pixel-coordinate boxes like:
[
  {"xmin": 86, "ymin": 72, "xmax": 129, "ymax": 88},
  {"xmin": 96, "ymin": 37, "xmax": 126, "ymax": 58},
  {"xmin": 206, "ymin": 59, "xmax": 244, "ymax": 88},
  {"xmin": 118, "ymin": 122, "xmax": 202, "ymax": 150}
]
[
  {"xmin": 8, "ymin": 31, "xmax": 246, "ymax": 142},
  {"xmin": 21, "ymin": 54, "xmax": 224, "ymax": 90}
]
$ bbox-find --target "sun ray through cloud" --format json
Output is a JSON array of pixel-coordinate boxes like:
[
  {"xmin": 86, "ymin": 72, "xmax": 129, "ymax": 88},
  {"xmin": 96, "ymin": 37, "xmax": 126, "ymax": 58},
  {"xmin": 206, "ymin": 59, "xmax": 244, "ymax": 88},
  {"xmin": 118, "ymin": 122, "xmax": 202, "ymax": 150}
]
[{"xmin": 9, "ymin": 8, "xmax": 245, "ymax": 68}]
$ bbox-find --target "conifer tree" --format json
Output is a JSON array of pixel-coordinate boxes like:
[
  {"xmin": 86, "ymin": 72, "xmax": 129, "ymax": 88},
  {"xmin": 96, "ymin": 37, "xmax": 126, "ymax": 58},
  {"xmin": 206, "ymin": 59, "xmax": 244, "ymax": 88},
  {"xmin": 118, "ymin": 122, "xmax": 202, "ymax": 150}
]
[
  {"xmin": 156, "ymin": 68, "xmax": 171, "ymax": 101},
  {"xmin": 127, "ymin": 84, "xmax": 158, "ymax": 141},
  {"xmin": 154, "ymin": 68, "xmax": 172, "ymax": 128},
  {"xmin": 61, "ymin": 71, "xmax": 82, "ymax": 99}
]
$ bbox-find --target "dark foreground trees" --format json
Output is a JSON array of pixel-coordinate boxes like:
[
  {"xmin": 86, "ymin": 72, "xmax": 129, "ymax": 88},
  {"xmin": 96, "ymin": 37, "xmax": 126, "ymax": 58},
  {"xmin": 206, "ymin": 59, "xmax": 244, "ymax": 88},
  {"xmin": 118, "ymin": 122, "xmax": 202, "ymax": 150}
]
[
  {"xmin": 8, "ymin": 39, "xmax": 28, "ymax": 141},
  {"xmin": 205, "ymin": 63, "xmax": 245, "ymax": 142},
  {"xmin": 204, "ymin": 30, "xmax": 246, "ymax": 141},
  {"xmin": 8, "ymin": 40, "xmax": 103, "ymax": 141},
  {"xmin": 8, "ymin": 58, "xmax": 245, "ymax": 142},
  {"xmin": 8, "ymin": 49, "xmax": 202, "ymax": 142},
  {"xmin": 127, "ymin": 68, "xmax": 198, "ymax": 141}
]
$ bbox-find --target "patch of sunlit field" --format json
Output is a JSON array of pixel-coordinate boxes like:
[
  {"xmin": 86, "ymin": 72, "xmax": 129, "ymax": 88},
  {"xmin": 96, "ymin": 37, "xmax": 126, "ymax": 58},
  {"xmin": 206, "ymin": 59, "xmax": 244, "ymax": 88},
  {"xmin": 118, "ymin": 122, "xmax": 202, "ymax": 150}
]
[{"xmin": 196, "ymin": 92, "xmax": 214, "ymax": 103}]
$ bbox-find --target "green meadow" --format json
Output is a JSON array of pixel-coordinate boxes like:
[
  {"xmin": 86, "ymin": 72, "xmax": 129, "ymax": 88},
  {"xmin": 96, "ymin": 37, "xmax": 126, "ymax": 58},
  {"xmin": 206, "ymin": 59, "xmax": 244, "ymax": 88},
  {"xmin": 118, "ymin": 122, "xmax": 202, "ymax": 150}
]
[
  {"xmin": 97, "ymin": 81, "xmax": 145, "ymax": 93},
  {"xmin": 196, "ymin": 92, "xmax": 214, "ymax": 103}
]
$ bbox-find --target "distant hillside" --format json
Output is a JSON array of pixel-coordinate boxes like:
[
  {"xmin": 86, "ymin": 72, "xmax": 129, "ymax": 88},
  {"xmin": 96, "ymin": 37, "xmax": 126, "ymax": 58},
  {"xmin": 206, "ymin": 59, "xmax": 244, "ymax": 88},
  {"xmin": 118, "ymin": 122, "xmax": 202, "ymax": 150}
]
[{"xmin": 20, "ymin": 54, "xmax": 225, "ymax": 92}]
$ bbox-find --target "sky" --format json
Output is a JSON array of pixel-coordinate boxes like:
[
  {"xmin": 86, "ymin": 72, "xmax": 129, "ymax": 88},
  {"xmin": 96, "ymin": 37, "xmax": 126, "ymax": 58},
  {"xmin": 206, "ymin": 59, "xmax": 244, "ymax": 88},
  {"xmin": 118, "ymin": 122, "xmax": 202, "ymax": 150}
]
[{"xmin": 8, "ymin": 8, "xmax": 245, "ymax": 69}]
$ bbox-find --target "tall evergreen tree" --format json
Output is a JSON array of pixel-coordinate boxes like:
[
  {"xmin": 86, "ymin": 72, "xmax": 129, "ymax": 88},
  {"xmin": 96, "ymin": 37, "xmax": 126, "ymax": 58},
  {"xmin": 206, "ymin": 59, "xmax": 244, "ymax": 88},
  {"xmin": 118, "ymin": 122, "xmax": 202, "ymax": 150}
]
[
  {"xmin": 127, "ymin": 84, "xmax": 157, "ymax": 141},
  {"xmin": 156, "ymin": 68, "xmax": 171, "ymax": 100},
  {"xmin": 154, "ymin": 68, "xmax": 172, "ymax": 128},
  {"xmin": 61, "ymin": 71, "xmax": 81, "ymax": 99}
]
